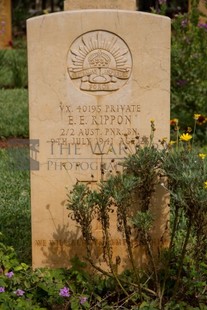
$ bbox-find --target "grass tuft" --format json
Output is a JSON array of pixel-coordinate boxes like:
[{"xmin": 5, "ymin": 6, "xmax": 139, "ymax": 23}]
[{"xmin": 0, "ymin": 89, "xmax": 29, "ymax": 138}]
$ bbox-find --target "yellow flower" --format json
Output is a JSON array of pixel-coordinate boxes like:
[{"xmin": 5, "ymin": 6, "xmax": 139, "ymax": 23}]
[
  {"xmin": 169, "ymin": 140, "xmax": 176, "ymax": 145},
  {"xmin": 170, "ymin": 118, "xmax": 179, "ymax": 125},
  {"xmin": 199, "ymin": 153, "xmax": 207, "ymax": 160},
  {"xmin": 150, "ymin": 119, "xmax": 155, "ymax": 123},
  {"xmin": 194, "ymin": 114, "xmax": 201, "ymax": 120},
  {"xmin": 197, "ymin": 115, "xmax": 207, "ymax": 125},
  {"xmin": 180, "ymin": 133, "xmax": 192, "ymax": 142},
  {"xmin": 204, "ymin": 181, "xmax": 207, "ymax": 189}
]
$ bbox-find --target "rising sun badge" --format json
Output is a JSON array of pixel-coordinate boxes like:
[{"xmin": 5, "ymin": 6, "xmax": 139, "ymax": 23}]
[{"xmin": 67, "ymin": 30, "xmax": 132, "ymax": 95}]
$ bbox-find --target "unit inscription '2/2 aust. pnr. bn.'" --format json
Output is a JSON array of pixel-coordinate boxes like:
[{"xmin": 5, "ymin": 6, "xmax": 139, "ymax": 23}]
[{"xmin": 67, "ymin": 30, "xmax": 132, "ymax": 95}]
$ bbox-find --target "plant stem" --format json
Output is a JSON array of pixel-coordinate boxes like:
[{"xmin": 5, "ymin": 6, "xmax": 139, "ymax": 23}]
[
  {"xmin": 144, "ymin": 233, "xmax": 162, "ymax": 308},
  {"xmin": 192, "ymin": 119, "xmax": 197, "ymax": 147},
  {"xmin": 122, "ymin": 210, "xmax": 142, "ymax": 299},
  {"xmin": 99, "ymin": 206, "xmax": 132, "ymax": 300},
  {"xmin": 105, "ymin": 224, "xmax": 131, "ymax": 299},
  {"xmin": 160, "ymin": 203, "xmax": 180, "ymax": 304},
  {"xmin": 172, "ymin": 215, "xmax": 192, "ymax": 299}
]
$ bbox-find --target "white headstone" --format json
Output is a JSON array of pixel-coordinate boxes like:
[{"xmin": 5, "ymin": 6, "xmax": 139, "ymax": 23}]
[{"xmin": 27, "ymin": 7, "xmax": 170, "ymax": 269}]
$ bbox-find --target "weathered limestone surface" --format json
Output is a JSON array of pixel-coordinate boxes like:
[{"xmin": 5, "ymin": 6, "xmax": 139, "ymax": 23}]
[
  {"xmin": 198, "ymin": 0, "xmax": 207, "ymax": 23},
  {"xmin": 64, "ymin": 0, "xmax": 137, "ymax": 11},
  {"xmin": 0, "ymin": 0, "xmax": 12, "ymax": 49}
]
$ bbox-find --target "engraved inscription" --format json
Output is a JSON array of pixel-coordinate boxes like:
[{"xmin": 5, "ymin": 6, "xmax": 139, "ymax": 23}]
[
  {"xmin": 35, "ymin": 239, "xmax": 127, "ymax": 247},
  {"xmin": 46, "ymin": 100, "xmax": 141, "ymax": 178},
  {"xmin": 67, "ymin": 31, "xmax": 132, "ymax": 95},
  {"xmin": 64, "ymin": 0, "xmax": 137, "ymax": 11}
]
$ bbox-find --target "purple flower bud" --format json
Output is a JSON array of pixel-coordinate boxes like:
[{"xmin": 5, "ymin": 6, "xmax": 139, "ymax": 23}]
[
  {"xmin": 59, "ymin": 287, "xmax": 70, "ymax": 297},
  {"xmin": 198, "ymin": 23, "xmax": 207, "ymax": 30},
  {"xmin": 5, "ymin": 271, "xmax": 14, "ymax": 278},
  {"xmin": 0, "ymin": 287, "xmax": 5, "ymax": 293},
  {"xmin": 181, "ymin": 19, "xmax": 188, "ymax": 27},
  {"xmin": 14, "ymin": 289, "xmax": 25, "ymax": 296},
  {"xmin": 80, "ymin": 296, "xmax": 88, "ymax": 304}
]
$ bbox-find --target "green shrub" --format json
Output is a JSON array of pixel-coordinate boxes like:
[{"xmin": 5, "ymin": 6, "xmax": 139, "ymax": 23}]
[
  {"xmin": 0, "ymin": 48, "xmax": 27, "ymax": 89},
  {"xmin": 66, "ymin": 121, "xmax": 207, "ymax": 309},
  {"xmin": 171, "ymin": 5, "xmax": 207, "ymax": 144}
]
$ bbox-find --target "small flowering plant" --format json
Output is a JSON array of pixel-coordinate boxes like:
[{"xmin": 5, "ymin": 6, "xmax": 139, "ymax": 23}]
[
  {"xmin": 0, "ymin": 258, "xmax": 91, "ymax": 308},
  {"xmin": 179, "ymin": 132, "xmax": 192, "ymax": 142},
  {"xmin": 79, "ymin": 296, "xmax": 88, "ymax": 304},
  {"xmin": 14, "ymin": 289, "xmax": 25, "ymax": 296},
  {"xmin": 0, "ymin": 287, "xmax": 5, "ymax": 293},
  {"xmin": 170, "ymin": 113, "xmax": 207, "ymax": 149},
  {"xmin": 0, "ymin": 241, "xmax": 91, "ymax": 309},
  {"xmin": 59, "ymin": 286, "xmax": 70, "ymax": 297},
  {"xmin": 199, "ymin": 153, "xmax": 207, "ymax": 160},
  {"xmin": 5, "ymin": 271, "xmax": 14, "ymax": 278}
]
